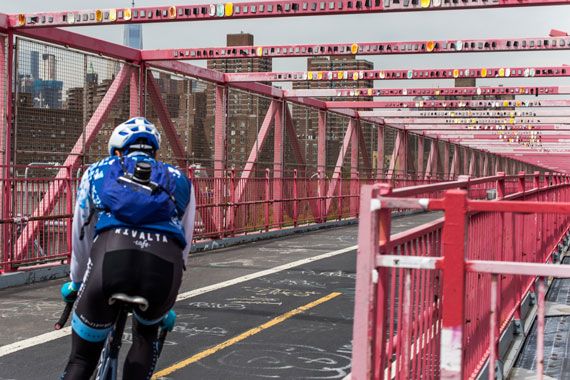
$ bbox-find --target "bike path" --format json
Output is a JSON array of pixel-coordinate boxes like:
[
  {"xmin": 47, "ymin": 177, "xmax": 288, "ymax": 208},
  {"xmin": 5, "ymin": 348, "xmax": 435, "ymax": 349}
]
[{"xmin": 0, "ymin": 212, "xmax": 442, "ymax": 379}]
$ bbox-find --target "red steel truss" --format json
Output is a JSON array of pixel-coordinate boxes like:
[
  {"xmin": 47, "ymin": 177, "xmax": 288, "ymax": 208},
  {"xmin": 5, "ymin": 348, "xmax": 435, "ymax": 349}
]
[
  {"xmin": 142, "ymin": 35, "xmax": 570, "ymax": 61},
  {"xmin": 10, "ymin": 0, "xmax": 570, "ymax": 29},
  {"xmin": 346, "ymin": 99, "xmax": 570, "ymax": 109},
  {"xmin": 285, "ymin": 85, "xmax": 570, "ymax": 98},
  {"xmin": 225, "ymin": 65, "xmax": 570, "ymax": 82}
]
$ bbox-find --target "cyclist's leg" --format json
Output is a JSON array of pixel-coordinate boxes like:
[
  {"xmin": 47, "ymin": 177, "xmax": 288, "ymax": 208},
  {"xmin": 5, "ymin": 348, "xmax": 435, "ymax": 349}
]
[
  {"xmin": 61, "ymin": 232, "xmax": 118, "ymax": 379},
  {"xmin": 123, "ymin": 318, "xmax": 161, "ymax": 378},
  {"xmin": 115, "ymin": 230, "xmax": 183, "ymax": 378},
  {"xmin": 60, "ymin": 333, "xmax": 105, "ymax": 379}
]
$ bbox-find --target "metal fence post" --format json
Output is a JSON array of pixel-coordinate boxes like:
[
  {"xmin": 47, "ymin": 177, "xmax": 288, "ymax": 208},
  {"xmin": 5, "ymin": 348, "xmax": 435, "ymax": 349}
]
[
  {"xmin": 440, "ymin": 189, "xmax": 468, "ymax": 380},
  {"xmin": 318, "ymin": 169, "xmax": 325, "ymax": 223},
  {"xmin": 496, "ymin": 172, "xmax": 505, "ymax": 200},
  {"xmin": 518, "ymin": 171, "xmax": 526, "ymax": 197},
  {"xmin": 265, "ymin": 169, "xmax": 270, "ymax": 232},
  {"xmin": 351, "ymin": 184, "xmax": 390, "ymax": 380},
  {"xmin": 230, "ymin": 169, "xmax": 236, "ymax": 237},
  {"xmin": 338, "ymin": 174, "xmax": 343, "ymax": 221},
  {"xmin": 373, "ymin": 184, "xmax": 393, "ymax": 379},
  {"xmin": 65, "ymin": 166, "xmax": 73, "ymax": 260},
  {"xmin": 293, "ymin": 169, "xmax": 298, "ymax": 227}
]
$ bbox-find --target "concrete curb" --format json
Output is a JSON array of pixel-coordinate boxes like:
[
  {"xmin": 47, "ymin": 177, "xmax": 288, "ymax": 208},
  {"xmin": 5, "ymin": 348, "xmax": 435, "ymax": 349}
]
[
  {"xmin": 0, "ymin": 219, "xmax": 357, "ymax": 291},
  {"xmin": 191, "ymin": 219, "xmax": 358, "ymax": 252},
  {"xmin": 0, "ymin": 265, "xmax": 70, "ymax": 290}
]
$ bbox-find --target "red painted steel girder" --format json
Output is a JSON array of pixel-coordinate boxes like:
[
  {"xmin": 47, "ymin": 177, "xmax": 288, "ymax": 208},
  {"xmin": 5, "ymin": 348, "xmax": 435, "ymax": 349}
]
[
  {"xmin": 15, "ymin": 27, "xmax": 141, "ymax": 62},
  {"xmin": 349, "ymin": 99, "xmax": 570, "ymax": 110},
  {"xmin": 285, "ymin": 85, "xmax": 570, "ymax": 98},
  {"xmin": 367, "ymin": 109, "xmax": 570, "ymax": 117},
  {"xmin": 142, "ymin": 36, "xmax": 570, "ymax": 61},
  {"xmin": 382, "ymin": 118, "xmax": 570, "ymax": 125},
  {"xmin": 399, "ymin": 124, "xmax": 570, "ymax": 130},
  {"xmin": 225, "ymin": 65, "xmax": 570, "ymax": 82},
  {"xmin": 444, "ymin": 136, "xmax": 570, "ymax": 141},
  {"xmin": 9, "ymin": 0, "xmax": 570, "ymax": 29}
]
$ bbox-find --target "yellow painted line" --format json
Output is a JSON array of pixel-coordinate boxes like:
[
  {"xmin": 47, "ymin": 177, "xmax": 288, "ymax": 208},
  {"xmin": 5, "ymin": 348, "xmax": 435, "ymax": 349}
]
[{"xmin": 152, "ymin": 291, "xmax": 342, "ymax": 378}]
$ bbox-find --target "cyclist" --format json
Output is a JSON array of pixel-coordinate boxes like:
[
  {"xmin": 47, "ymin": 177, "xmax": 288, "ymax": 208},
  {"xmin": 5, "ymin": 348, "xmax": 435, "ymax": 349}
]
[{"xmin": 60, "ymin": 117, "xmax": 195, "ymax": 379}]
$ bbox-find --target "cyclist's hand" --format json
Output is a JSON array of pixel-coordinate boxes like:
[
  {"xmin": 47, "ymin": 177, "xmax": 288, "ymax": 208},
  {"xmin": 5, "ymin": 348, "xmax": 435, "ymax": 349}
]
[
  {"xmin": 60, "ymin": 281, "xmax": 81, "ymax": 303},
  {"xmin": 161, "ymin": 310, "xmax": 177, "ymax": 332}
]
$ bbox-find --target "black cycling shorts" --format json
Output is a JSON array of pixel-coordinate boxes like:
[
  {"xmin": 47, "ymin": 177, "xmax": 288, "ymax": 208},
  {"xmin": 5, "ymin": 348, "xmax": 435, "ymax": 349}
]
[{"xmin": 72, "ymin": 228, "xmax": 183, "ymax": 342}]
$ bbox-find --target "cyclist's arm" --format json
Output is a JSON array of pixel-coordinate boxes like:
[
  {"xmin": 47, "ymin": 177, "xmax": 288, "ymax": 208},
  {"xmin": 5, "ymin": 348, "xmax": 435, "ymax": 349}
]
[
  {"xmin": 70, "ymin": 170, "xmax": 96, "ymax": 283},
  {"xmin": 181, "ymin": 182, "xmax": 196, "ymax": 264}
]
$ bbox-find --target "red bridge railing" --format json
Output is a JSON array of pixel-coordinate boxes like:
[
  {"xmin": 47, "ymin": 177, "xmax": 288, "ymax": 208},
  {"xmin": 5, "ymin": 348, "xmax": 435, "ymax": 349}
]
[
  {"xmin": 0, "ymin": 166, "xmax": 450, "ymax": 273},
  {"xmin": 352, "ymin": 172, "xmax": 570, "ymax": 379}
]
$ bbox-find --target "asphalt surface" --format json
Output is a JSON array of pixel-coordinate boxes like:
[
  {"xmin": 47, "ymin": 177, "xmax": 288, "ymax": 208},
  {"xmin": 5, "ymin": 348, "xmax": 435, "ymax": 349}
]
[{"xmin": 0, "ymin": 212, "xmax": 442, "ymax": 379}]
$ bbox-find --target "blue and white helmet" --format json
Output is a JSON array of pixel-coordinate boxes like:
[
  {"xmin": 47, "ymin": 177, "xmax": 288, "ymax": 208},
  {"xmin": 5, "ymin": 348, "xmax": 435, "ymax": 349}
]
[{"xmin": 108, "ymin": 117, "xmax": 161, "ymax": 156}]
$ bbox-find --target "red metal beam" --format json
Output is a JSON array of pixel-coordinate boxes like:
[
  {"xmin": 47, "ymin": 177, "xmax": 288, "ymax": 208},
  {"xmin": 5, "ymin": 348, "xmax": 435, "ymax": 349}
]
[
  {"xmin": 283, "ymin": 106, "xmax": 321, "ymax": 221},
  {"xmin": 383, "ymin": 118, "xmax": 570, "ymax": 125},
  {"xmin": 377, "ymin": 126, "xmax": 385, "ymax": 178},
  {"xmin": 15, "ymin": 27, "xmax": 141, "ymax": 62},
  {"xmin": 129, "ymin": 67, "xmax": 141, "ymax": 117},
  {"xmin": 214, "ymin": 85, "xmax": 227, "ymax": 234},
  {"xmin": 443, "ymin": 142, "xmax": 450, "ymax": 179},
  {"xmin": 440, "ymin": 190, "xmax": 468, "ymax": 379},
  {"xmin": 401, "ymin": 125, "xmax": 570, "ymax": 131},
  {"xmin": 0, "ymin": 35, "xmax": 7, "ymax": 169},
  {"xmin": 357, "ymin": 121, "xmax": 372, "ymax": 177},
  {"xmin": 368, "ymin": 109, "xmax": 570, "ymax": 117},
  {"xmin": 416, "ymin": 135, "xmax": 424, "ymax": 179},
  {"xmin": 450, "ymin": 146, "xmax": 459, "ymax": 179},
  {"xmin": 274, "ymin": 101, "xmax": 284, "ymax": 226},
  {"xmin": 285, "ymin": 85, "xmax": 570, "ymax": 98},
  {"xmin": 225, "ymin": 65, "xmax": 570, "ymax": 82},
  {"xmin": 351, "ymin": 119, "xmax": 360, "ymax": 215},
  {"xmin": 15, "ymin": 65, "xmax": 132, "ymax": 261},
  {"xmin": 235, "ymin": 101, "xmax": 278, "ymax": 202},
  {"xmin": 142, "ymin": 35, "xmax": 570, "ymax": 61},
  {"xmin": 1, "ymin": 33, "xmax": 11, "ymax": 271},
  {"xmin": 10, "ymin": 0, "xmax": 570, "ymax": 29},
  {"xmin": 0, "ymin": 13, "xmax": 8, "ymax": 32},
  {"xmin": 424, "ymin": 139, "xmax": 433, "ymax": 179},
  {"xmin": 147, "ymin": 60, "xmax": 225, "ymax": 84},
  {"xmin": 354, "ymin": 99, "xmax": 570, "ymax": 110},
  {"xmin": 387, "ymin": 130, "xmax": 403, "ymax": 179},
  {"xmin": 325, "ymin": 119, "xmax": 355, "ymax": 215}
]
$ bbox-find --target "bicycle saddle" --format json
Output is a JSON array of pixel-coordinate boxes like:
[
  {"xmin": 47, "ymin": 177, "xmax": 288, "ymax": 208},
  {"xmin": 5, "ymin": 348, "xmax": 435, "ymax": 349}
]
[{"xmin": 108, "ymin": 293, "xmax": 149, "ymax": 312}]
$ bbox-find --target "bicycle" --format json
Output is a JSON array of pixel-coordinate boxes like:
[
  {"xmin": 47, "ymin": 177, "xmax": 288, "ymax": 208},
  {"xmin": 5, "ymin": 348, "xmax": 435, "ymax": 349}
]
[{"xmin": 55, "ymin": 293, "xmax": 175, "ymax": 380}]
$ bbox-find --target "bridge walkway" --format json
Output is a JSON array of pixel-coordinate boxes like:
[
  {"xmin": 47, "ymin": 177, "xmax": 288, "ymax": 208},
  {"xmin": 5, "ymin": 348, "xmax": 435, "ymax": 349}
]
[{"xmin": 0, "ymin": 212, "xmax": 439, "ymax": 379}]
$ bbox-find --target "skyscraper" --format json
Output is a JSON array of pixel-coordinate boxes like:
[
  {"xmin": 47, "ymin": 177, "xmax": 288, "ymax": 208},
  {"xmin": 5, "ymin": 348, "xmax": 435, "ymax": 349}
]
[
  {"xmin": 123, "ymin": 22, "xmax": 143, "ymax": 49},
  {"xmin": 124, "ymin": 1, "xmax": 143, "ymax": 49}
]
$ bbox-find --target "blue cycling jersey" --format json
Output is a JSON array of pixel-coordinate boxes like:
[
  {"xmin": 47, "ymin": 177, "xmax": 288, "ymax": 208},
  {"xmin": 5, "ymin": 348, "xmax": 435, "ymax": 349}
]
[{"xmin": 70, "ymin": 153, "xmax": 196, "ymax": 283}]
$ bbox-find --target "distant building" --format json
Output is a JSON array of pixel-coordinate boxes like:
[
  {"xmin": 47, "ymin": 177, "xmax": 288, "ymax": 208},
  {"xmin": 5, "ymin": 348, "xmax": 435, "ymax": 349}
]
[
  {"xmin": 205, "ymin": 33, "xmax": 273, "ymax": 172},
  {"xmin": 123, "ymin": 23, "xmax": 143, "ymax": 49}
]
